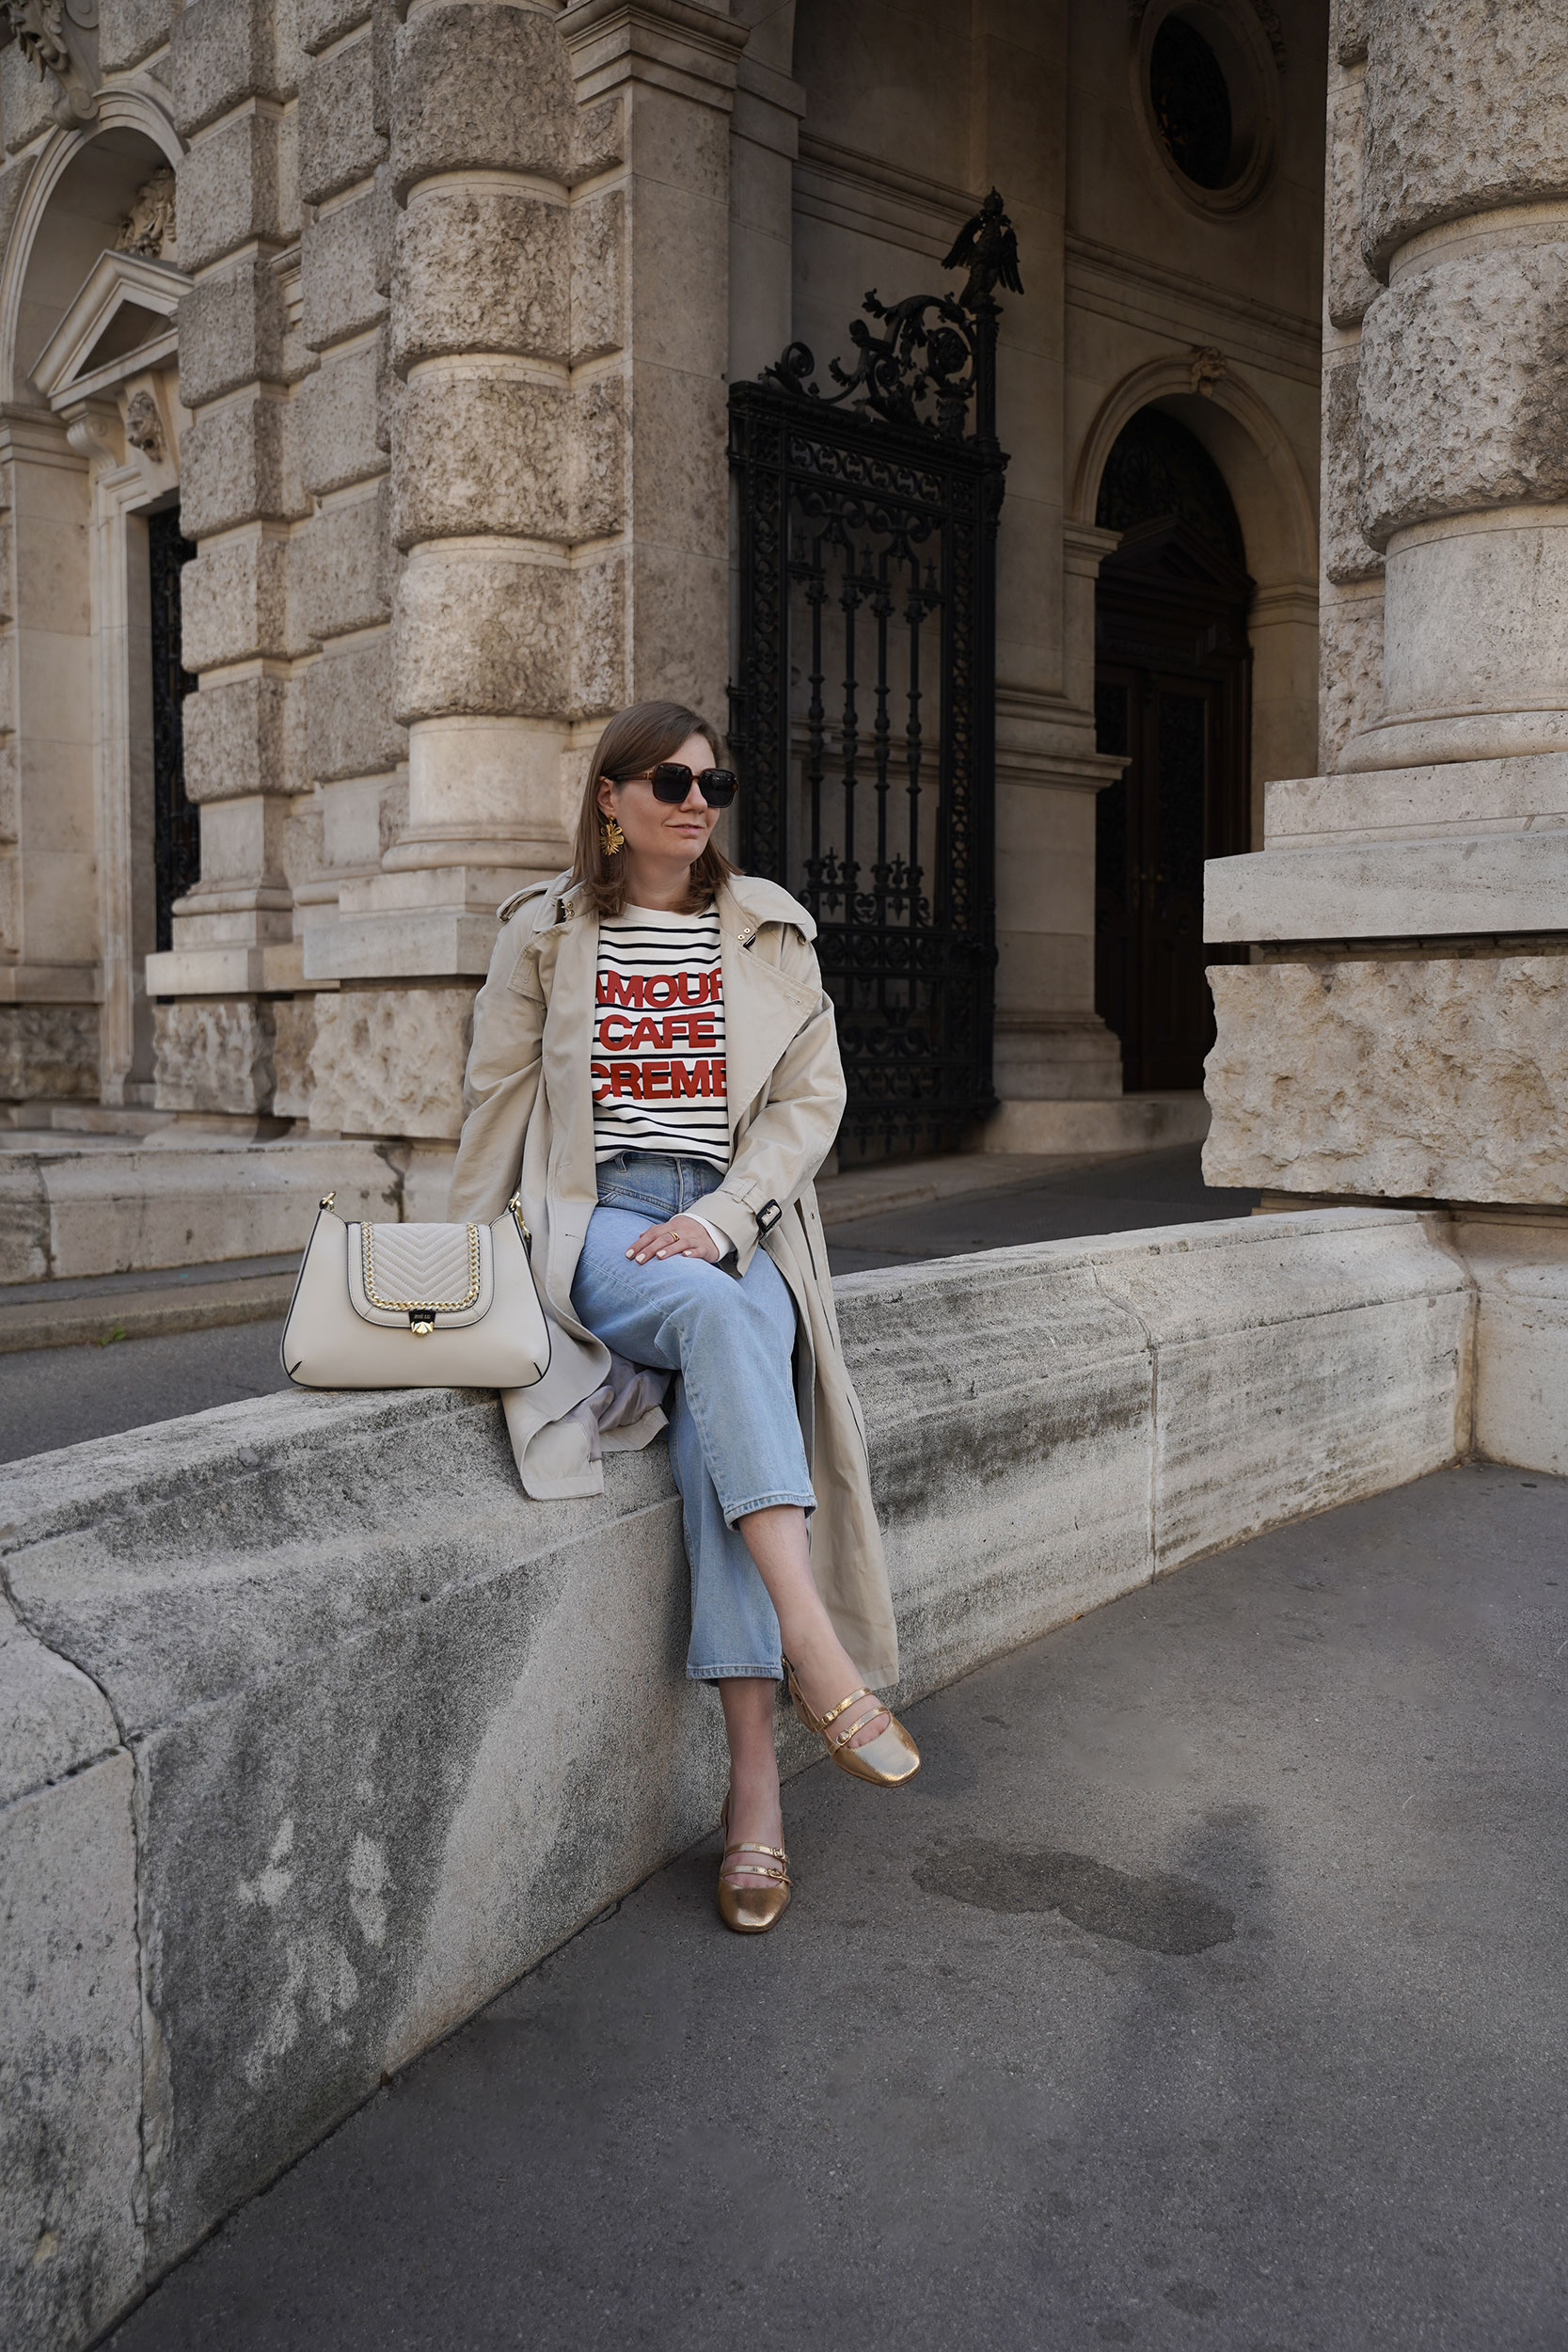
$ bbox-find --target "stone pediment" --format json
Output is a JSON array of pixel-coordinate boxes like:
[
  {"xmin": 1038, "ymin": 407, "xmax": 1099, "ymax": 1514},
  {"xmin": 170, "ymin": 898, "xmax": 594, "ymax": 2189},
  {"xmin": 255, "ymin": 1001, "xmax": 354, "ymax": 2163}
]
[
  {"xmin": 1100, "ymin": 511, "xmax": 1254, "ymax": 599},
  {"xmin": 31, "ymin": 246, "xmax": 190, "ymax": 407}
]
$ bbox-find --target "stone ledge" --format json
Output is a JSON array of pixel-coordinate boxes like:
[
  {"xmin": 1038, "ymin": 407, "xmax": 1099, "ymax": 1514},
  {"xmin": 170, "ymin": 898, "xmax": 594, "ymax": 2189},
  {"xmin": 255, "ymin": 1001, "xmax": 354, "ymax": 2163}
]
[
  {"xmin": 1263, "ymin": 755, "xmax": 1568, "ymax": 848},
  {"xmin": 0, "ymin": 1208, "xmax": 1471, "ymax": 2346},
  {"xmin": 1205, "ymin": 830, "xmax": 1568, "ymax": 942},
  {"xmin": 0, "ymin": 1272, "xmax": 294, "ymax": 1355},
  {"xmin": 0, "ymin": 1139, "xmax": 405, "ymax": 1285},
  {"xmin": 301, "ymin": 911, "xmax": 499, "ymax": 982},
  {"xmin": 980, "ymin": 1093, "xmax": 1211, "ymax": 1154}
]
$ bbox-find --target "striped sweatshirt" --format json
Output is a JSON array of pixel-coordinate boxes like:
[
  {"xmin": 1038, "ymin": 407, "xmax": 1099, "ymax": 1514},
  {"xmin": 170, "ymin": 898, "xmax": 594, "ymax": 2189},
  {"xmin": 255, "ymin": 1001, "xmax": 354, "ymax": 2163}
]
[{"xmin": 591, "ymin": 903, "xmax": 729, "ymax": 1169}]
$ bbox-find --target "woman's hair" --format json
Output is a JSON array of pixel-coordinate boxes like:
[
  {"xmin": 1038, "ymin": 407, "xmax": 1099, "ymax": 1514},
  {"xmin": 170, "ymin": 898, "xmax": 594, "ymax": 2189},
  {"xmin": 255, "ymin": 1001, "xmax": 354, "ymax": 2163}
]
[{"xmin": 571, "ymin": 699, "xmax": 736, "ymax": 916}]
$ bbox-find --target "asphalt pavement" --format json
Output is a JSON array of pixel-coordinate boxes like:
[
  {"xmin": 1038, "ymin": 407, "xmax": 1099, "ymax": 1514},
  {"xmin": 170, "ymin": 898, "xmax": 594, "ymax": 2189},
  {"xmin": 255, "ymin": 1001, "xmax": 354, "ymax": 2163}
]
[
  {"xmin": 0, "ymin": 1317, "xmax": 294, "ymax": 1464},
  {"xmin": 0, "ymin": 1146, "xmax": 1255, "ymax": 1463},
  {"xmin": 104, "ymin": 1463, "xmax": 1568, "ymax": 2352},
  {"xmin": 822, "ymin": 1142, "xmax": 1256, "ymax": 1273}
]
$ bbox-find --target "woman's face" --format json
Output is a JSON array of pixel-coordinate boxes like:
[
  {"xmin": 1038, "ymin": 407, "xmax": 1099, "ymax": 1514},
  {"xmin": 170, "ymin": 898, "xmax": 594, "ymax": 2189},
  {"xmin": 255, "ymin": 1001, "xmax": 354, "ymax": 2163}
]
[{"xmin": 597, "ymin": 732, "xmax": 721, "ymax": 868}]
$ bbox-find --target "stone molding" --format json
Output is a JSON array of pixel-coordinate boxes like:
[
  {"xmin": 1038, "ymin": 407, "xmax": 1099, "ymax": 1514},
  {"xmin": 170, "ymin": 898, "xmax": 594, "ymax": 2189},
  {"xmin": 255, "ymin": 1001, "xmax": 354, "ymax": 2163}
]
[
  {"xmin": 1205, "ymin": 831, "xmax": 1568, "ymax": 946},
  {"xmin": 29, "ymin": 244, "xmax": 187, "ymax": 403},
  {"xmin": 1069, "ymin": 354, "xmax": 1317, "ymax": 581},
  {"xmin": 560, "ymin": 0, "xmax": 749, "ymax": 111},
  {"xmin": 1065, "ymin": 230, "xmax": 1319, "ymax": 386},
  {"xmin": 0, "ymin": 87, "xmax": 182, "ymax": 405}
]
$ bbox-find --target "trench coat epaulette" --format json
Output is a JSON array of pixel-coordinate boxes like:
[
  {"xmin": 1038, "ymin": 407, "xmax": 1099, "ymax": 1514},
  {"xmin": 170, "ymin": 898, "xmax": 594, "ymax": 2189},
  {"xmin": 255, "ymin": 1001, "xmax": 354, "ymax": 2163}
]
[{"xmin": 495, "ymin": 879, "xmax": 555, "ymax": 925}]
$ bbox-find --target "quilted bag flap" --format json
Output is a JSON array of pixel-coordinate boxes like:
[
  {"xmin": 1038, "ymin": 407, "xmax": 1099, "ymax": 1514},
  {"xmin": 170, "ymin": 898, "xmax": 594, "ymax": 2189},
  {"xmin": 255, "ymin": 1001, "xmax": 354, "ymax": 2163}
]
[{"xmin": 345, "ymin": 1219, "xmax": 495, "ymax": 1328}]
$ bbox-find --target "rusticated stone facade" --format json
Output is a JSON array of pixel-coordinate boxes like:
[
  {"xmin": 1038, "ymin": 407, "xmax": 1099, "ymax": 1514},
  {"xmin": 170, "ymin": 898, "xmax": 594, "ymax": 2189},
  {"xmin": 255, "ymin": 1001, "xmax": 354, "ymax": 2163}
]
[
  {"xmin": 308, "ymin": 985, "xmax": 471, "ymax": 1140},
  {"xmin": 0, "ymin": 1002, "xmax": 97, "ymax": 1099},
  {"xmin": 1205, "ymin": 0, "xmax": 1568, "ymax": 1456},
  {"xmin": 152, "ymin": 997, "xmax": 276, "ymax": 1117},
  {"xmin": 1206, "ymin": 957, "xmax": 1568, "ymax": 1207},
  {"xmin": 0, "ymin": 0, "xmax": 1327, "ymax": 1187}
]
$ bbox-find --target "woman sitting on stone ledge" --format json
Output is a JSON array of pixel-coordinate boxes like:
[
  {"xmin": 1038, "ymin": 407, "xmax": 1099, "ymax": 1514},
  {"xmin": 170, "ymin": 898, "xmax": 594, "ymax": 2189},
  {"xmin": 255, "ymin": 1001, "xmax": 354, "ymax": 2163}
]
[{"xmin": 447, "ymin": 698, "xmax": 918, "ymax": 1935}]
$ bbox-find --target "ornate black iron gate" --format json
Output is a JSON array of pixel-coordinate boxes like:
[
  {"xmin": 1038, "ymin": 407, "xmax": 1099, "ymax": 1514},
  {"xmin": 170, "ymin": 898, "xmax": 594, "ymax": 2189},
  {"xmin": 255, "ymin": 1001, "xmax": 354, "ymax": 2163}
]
[
  {"xmin": 149, "ymin": 504, "xmax": 198, "ymax": 954},
  {"xmin": 728, "ymin": 193, "xmax": 1020, "ymax": 1161}
]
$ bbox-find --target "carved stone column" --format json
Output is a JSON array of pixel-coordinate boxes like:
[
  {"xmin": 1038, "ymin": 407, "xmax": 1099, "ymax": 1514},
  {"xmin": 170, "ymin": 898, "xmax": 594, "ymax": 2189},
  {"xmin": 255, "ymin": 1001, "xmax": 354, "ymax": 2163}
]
[
  {"xmin": 301, "ymin": 0, "xmax": 745, "ymax": 1167},
  {"xmin": 142, "ymin": 0, "xmax": 308, "ymax": 1120},
  {"xmin": 1203, "ymin": 0, "xmax": 1568, "ymax": 1475},
  {"xmin": 560, "ymin": 0, "xmax": 745, "ymax": 730}
]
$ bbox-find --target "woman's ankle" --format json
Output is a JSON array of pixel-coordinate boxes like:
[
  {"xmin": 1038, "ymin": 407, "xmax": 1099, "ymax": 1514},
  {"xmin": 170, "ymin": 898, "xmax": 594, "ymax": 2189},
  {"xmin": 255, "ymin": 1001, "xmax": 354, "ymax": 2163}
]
[{"xmin": 787, "ymin": 1628, "xmax": 862, "ymax": 1701}]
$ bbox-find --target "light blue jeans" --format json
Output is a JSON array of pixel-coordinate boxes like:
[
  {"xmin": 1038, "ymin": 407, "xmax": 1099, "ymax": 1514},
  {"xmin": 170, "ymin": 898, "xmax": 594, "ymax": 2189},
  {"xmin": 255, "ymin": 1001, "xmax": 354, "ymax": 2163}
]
[{"xmin": 571, "ymin": 1152, "xmax": 815, "ymax": 1681}]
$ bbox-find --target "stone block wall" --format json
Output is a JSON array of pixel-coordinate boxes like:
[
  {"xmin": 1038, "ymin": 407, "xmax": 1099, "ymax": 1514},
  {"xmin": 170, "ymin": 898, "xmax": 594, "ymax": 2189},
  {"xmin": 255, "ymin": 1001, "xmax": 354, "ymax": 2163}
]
[
  {"xmin": 0, "ymin": 1206, "xmax": 1477, "ymax": 2349},
  {"xmin": 150, "ymin": 0, "xmax": 310, "ymax": 1112},
  {"xmin": 1318, "ymin": 0, "xmax": 1383, "ymax": 771},
  {"xmin": 289, "ymin": 0, "xmax": 744, "ymax": 1151},
  {"xmin": 1204, "ymin": 0, "xmax": 1568, "ymax": 1253},
  {"xmin": 136, "ymin": 0, "xmax": 743, "ymax": 1142}
]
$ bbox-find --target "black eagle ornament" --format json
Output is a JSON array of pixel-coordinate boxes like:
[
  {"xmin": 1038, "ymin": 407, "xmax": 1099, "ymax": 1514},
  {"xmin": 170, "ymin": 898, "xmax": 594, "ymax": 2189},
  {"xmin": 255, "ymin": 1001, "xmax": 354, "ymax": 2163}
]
[{"xmin": 942, "ymin": 188, "xmax": 1023, "ymax": 307}]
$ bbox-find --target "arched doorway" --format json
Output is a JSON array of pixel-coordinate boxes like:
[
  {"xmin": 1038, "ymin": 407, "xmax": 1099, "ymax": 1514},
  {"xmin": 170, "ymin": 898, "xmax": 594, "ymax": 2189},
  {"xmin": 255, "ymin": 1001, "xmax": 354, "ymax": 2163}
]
[
  {"xmin": 1093, "ymin": 406, "xmax": 1252, "ymax": 1091},
  {"xmin": 3, "ymin": 108, "xmax": 189, "ymax": 1105}
]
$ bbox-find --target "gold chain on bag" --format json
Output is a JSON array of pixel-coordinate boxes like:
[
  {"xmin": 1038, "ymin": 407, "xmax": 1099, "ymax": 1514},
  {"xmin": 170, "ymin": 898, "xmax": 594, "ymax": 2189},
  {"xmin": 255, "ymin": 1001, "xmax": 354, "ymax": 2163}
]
[{"xmin": 360, "ymin": 1223, "xmax": 482, "ymax": 1313}]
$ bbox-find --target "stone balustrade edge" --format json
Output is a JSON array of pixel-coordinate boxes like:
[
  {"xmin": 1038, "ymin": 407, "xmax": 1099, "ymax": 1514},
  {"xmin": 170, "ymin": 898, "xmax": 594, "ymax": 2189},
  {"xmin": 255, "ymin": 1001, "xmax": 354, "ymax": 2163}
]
[{"xmin": 2, "ymin": 1207, "xmax": 1478, "ymax": 2348}]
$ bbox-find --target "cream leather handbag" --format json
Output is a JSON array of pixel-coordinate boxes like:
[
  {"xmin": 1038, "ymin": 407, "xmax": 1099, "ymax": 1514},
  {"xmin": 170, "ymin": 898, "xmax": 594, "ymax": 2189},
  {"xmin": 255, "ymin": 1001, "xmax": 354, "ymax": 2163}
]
[{"xmin": 280, "ymin": 1191, "xmax": 550, "ymax": 1391}]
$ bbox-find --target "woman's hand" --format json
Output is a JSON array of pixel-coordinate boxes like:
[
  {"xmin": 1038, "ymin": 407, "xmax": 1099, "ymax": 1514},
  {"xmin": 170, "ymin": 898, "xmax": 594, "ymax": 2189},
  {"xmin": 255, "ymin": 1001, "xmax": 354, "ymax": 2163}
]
[{"xmin": 626, "ymin": 1215, "xmax": 721, "ymax": 1265}]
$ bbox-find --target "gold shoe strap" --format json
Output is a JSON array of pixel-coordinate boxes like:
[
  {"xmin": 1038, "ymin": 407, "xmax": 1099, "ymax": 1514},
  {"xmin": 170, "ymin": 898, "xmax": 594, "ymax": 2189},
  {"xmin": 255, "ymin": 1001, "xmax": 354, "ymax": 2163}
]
[
  {"xmin": 817, "ymin": 1685, "xmax": 874, "ymax": 1730},
  {"xmin": 721, "ymin": 1839, "xmax": 790, "ymax": 1887},
  {"xmin": 830, "ymin": 1702, "xmax": 892, "ymax": 1750}
]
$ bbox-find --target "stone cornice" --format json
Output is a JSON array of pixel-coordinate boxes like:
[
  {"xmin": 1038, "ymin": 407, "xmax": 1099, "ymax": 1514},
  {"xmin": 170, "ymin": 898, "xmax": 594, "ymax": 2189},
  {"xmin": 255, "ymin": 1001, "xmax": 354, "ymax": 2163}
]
[{"xmin": 560, "ymin": 0, "xmax": 749, "ymax": 110}]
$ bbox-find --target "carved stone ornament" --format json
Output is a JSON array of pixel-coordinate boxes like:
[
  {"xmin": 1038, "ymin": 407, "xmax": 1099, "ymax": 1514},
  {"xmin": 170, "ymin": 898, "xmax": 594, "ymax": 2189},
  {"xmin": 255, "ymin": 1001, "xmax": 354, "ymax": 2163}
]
[
  {"xmin": 122, "ymin": 386, "xmax": 164, "ymax": 461},
  {"xmin": 116, "ymin": 166, "xmax": 176, "ymax": 262},
  {"xmin": 1, "ymin": 0, "xmax": 100, "ymax": 124},
  {"xmin": 62, "ymin": 398, "xmax": 120, "ymax": 466},
  {"xmin": 1189, "ymin": 344, "xmax": 1227, "ymax": 396}
]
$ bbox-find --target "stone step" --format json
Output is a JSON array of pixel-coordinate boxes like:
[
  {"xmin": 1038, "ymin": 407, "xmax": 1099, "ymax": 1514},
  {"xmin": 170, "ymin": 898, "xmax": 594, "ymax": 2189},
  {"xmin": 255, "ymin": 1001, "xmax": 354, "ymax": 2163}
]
[
  {"xmin": 0, "ymin": 1268, "xmax": 295, "ymax": 1354},
  {"xmin": 979, "ymin": 1090, "xmax": 1211, "ymax": 1156},
  {"xmin": 0, "ymin": 1138, "xmax": 420, "ymax": 1286}
]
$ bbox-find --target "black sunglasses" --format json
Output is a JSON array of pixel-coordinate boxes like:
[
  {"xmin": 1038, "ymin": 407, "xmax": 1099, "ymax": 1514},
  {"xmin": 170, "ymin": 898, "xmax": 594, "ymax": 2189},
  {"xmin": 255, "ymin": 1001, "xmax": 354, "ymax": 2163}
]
[{"xmin": 618, "ymin": 763, "xmax": 738, "ymax": 807}]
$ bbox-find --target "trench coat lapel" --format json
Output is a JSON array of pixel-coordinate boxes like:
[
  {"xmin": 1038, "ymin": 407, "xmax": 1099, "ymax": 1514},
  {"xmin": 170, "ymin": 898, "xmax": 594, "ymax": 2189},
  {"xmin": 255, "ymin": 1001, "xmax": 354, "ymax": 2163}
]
[{"xmin": 718, "ymin": 885, "xmax": 820, "ymax": 1138}]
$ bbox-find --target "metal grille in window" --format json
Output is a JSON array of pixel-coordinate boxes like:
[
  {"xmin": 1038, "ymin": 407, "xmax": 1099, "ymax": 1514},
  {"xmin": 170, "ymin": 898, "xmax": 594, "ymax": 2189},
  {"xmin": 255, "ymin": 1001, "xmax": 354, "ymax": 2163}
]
[
  {"xmin": 1095, "ymin": 407, "xmax": 1243, "ymax": 560},
  {"xmin": 1149, "ymin": 16, "xmax": 1233, "ymax": 191},
  {"xmin": 149, "ymin": 506, "xmax": 198, "ymax": 955},
  {"xmin": 729, "ymin": 195, "xmax": 1022, "ymax": 1162}
]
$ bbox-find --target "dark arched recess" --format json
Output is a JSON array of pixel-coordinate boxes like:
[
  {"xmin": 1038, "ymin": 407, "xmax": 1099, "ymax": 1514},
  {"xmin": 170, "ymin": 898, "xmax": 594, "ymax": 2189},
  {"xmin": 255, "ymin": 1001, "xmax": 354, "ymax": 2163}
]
[{"xmin": 1093, "ymin": 406, "xmax": 1252, "ymax": 1092}]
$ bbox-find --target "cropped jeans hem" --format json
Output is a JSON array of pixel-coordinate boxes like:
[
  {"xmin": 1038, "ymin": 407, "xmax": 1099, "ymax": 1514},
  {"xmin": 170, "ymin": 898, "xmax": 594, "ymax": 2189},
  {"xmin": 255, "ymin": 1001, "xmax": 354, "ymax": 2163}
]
[
  {"xmin": 686, "ymin": 1661, "xmax": 783, "ymax": 1683},
  {"xmin": 722, "ymin": 1486, "xmax": 816, "ymax": 1525}
]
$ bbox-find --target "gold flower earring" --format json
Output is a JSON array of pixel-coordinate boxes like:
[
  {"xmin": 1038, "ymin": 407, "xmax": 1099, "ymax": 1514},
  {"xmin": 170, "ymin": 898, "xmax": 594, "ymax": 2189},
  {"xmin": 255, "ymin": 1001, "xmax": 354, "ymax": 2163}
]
[{"xmin": 599, "ymin": 810, "xmax": 626, "ymax": 856}]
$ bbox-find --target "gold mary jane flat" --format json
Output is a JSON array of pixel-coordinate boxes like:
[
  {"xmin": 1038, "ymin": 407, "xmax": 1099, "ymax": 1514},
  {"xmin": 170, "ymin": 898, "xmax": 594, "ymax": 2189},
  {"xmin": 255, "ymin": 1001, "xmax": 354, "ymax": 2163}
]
[
  {"xmin": 786, "ymin": 1663, "xmax": 921, "ymax": 1788},
  {"xmin": 716, "ymin": 1797, "xmax": 792, "ymax": 1935}
]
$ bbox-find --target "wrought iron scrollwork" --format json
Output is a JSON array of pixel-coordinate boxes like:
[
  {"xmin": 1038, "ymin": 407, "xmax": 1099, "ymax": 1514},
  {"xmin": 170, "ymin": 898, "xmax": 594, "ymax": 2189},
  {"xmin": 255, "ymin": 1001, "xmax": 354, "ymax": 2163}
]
[
  {"xmin": 729, "ymin": 194, "xmax": 1021, "ymax": 1160},
  {"xmin": 763, "ymin": 188, "xmax": 1021, "ymax": 447}
]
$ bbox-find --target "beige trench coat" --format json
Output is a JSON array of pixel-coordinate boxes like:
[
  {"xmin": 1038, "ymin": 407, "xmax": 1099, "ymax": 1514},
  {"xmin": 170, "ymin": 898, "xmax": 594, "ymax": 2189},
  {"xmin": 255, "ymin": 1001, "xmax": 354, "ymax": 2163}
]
[{"xmin": 446, "ymin": 869, "xmax": 899, "ymax": 1686}]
